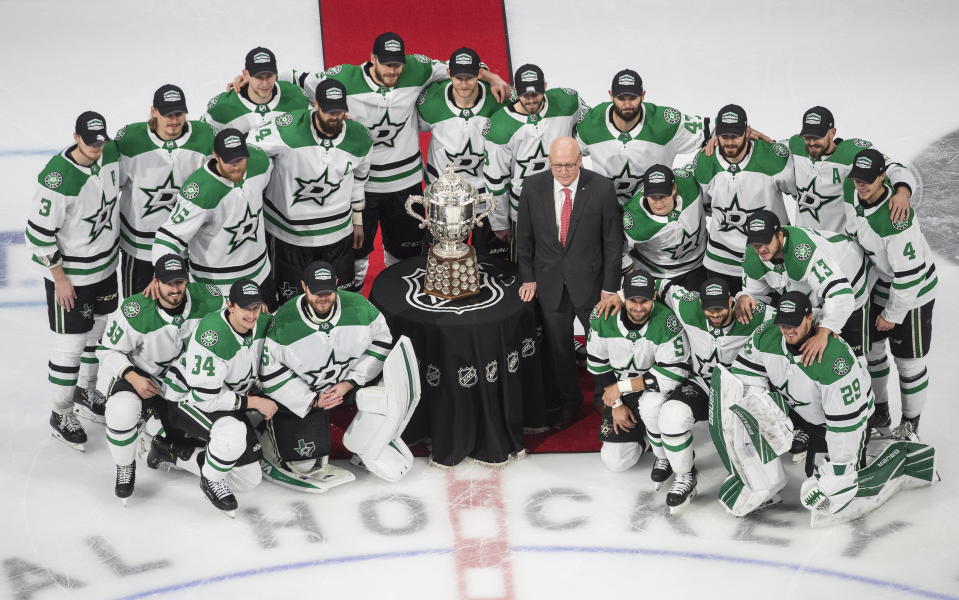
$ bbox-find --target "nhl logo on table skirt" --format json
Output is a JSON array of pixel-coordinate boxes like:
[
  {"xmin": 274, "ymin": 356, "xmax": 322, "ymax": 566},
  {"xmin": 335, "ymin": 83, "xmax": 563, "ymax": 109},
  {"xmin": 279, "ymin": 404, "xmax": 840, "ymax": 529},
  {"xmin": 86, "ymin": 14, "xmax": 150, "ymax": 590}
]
[
  {"xmin": 507, "ymin": 351, "xmax": 519, "ymax": 373},
  {"xmin": 485, "ymin": 360, "xmax": 499, "ymax": 383},
  {"xmin": 521, "ymin": 338, "xmax": 536, "ymax": 358},
  {"xmin": 426, "ymin": 364, "xmax": 441, "ymax": 387},
  {"xmin": 458, "ymin": 366, "xmax": 478, "ymax": 388},
  {"xmin": 402, "ymin": 267, "xmax": 504, "ymax": 314}
]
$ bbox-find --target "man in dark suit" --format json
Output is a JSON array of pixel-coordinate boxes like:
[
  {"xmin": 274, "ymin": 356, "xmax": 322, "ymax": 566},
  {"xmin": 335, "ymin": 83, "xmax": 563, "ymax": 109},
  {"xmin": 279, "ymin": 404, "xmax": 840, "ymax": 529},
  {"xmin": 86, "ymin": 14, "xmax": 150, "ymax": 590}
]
[{"xmin": 517, "ymin": 136, "xmax": 623, "ymax": 428}]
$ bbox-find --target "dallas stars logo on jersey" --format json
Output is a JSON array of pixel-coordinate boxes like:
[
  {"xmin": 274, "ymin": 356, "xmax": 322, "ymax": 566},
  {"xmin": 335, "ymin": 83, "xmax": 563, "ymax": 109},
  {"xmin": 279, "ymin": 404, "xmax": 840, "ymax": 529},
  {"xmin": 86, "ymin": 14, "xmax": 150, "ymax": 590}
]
[
  {"xmin": 223, "ymin": 205, "xmax": 261, "ymax": 253},
  {"xmin": 614, "ymin": 163, "xmax": 643, "ymax": 200},
  {"xmin": 517, "ymin": 143, "xmax": 549, "ymax": 179},
  {"xmin": 82, "ymin": 192, "xmax": 117, "ymax": 242},
  {"xmin": 715, "ymin": 194, "xmax": 761, "ymax": 234},
  {"xmin": 303, "ymin": 353, "xmax": 352, "ymax": 391},
  {"xmin": 368, "ymin": 110, "xmax": 406, "ymax": 147},
  {"xmin": 291, "ymin": 170, "xmax": 342, "ymax": 207},
  {"xmin": 140, "ymin": 172, "xmax": 180, "ymax": 218},
  {"xmin": 795, "ymin": 178, "xmax": 840, "ymax": 221},
  {"xmin": 661, "ymin": 226, "xmax": 704, "ymax": 261},
  {"xmin": 444, "ymin": 139, "xmax": 485, "ymax": 176}
]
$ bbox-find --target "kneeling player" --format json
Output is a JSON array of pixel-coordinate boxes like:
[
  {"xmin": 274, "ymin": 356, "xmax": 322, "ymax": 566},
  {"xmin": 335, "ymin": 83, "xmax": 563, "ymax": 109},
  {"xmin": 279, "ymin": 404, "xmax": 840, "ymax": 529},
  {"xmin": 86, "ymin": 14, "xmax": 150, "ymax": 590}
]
[
  {"xmin": 259, "ymin": 261, "xmax": 418, "ymax": 492},
  {"xmin": 149, "ymin": 279, "xmax": 277, "ymax": 517},
  {"xmin": 97, "ymin": 255, "xmax": 224, "ymax": 504},
  {"xmin": 587, "ymin": 271, "xmax": 690, "ymax": 485}
]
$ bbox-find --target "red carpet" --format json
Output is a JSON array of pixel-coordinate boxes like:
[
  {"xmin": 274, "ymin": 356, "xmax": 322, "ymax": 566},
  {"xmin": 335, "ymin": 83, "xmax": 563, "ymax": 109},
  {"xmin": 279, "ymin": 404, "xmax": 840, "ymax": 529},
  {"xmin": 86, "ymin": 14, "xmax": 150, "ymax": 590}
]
[{"xmin": 318, "ymin": 0, "xmax": 601, "ymax": 457}]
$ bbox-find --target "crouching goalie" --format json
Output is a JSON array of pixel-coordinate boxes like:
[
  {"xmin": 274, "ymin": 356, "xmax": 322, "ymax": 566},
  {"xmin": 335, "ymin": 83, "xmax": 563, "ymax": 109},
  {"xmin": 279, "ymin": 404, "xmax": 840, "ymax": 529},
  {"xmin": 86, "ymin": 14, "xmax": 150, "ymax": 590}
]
[
  {"xmin": 712, "ymin": 290, "xmax": 935, "ymax": 525},
  {"xmin": 258, "ymin": 261, "xmax": 420, "ymax": 492}
]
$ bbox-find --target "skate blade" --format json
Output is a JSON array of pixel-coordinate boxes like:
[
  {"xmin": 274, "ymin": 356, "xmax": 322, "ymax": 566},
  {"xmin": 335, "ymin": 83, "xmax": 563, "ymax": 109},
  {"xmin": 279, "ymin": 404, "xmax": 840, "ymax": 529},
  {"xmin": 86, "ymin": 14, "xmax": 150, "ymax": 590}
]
[
  {"xmin": 668, "ymin": 490, "xmax": 697, "ymax": 515},
  {"xmin": 745, "ymin": 494, "xmax": 783, "ymax": 517},
  {"xmin": 73, "ymin": 404, "xmax": 106, "ymax": 425},
  {"xmin": 222, "ymin": 509, "xmax": 236, "ymax": 519},
  {"xmin": 121, "ymin": 498, "xmax": 128, "ymax": 507},
  {"xmin": 51, "ymin": 431, "xmax": 85, "ymax": 452}
]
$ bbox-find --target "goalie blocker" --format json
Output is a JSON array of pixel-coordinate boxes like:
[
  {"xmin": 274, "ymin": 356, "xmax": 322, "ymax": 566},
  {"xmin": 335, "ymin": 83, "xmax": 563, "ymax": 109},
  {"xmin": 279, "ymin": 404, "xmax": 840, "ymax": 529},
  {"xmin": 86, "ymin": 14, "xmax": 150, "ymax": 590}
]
[{"xmin": 260, "ymin": 336, "xmax": 421, "ymax": 492}]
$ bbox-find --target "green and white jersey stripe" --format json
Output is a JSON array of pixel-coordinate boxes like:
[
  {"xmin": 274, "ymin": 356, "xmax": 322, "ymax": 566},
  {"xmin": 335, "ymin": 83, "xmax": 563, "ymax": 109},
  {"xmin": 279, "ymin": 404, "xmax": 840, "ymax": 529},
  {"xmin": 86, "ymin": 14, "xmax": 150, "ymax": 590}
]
[
  {"xmin": 260, "ymin": 292, "xmax": 393, "ymax": 417},
  {"xmin": 731, "ymin": 321, "xmax": 872, "ymax": 467},
  {"xmin": 201, "ymin": 81, "xmax": 310, "ymax": 135},
  {"xmin": 254, "ymin": 111, "xmax": 372, "ymax": 247},
  {"xmin": 576, "ymin": 101, "xmax": 705, "ymax": 203},
  {"xmin": 789, "ymin": 135, "xmax": 916, "ymax": 232},
  {"xmin": 742, "ymin": 226, "xmax": 874, "ymax": 334},
  {"xmin": 168, "ymin": 308, "xmax": 270, "ymax": 412},
  {"xmin": 693, "ymin": 140, "xmax": 796, "ymax": 277},
  {"xmin": 151, "ymin": 149, "xmax": 272, "ymax": 293},
  {"xmin": 843, "ymin": 180, "xmax": 937, "ymax": 324},
  {"xmin": 622, "ymin": 168, "xmax": 705, "ymax": 278},
  {"xmin": 26, "ymin": 144, "xmax": 121, "ymax": 285},
  {"xmin": 96, "ymin": 283, "xmax": 225, "ymax": 391},
  {"xmin": 417, "ymin": 80, "xmax": 504, "ymax": 191},
  {"xmin": 285, "ymin": 54, "xmax": 449, "ymax": 193},
  {"xmin": 115, "ymin": 121, "xmax": 215, "ymax": 259},
  {"xmin": 586, "ymin": 301, "xmax": 690, "ymax": 392},
  {"xmin": 484, "ymin": 87, "xmax": 590, "ymax": 229}
]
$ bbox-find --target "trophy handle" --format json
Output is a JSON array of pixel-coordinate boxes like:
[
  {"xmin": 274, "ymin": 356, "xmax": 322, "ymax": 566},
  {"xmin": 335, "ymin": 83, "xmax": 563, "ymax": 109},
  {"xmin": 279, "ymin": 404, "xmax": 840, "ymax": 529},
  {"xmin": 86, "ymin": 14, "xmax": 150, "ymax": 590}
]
[
  {"xmin": 404, "ymin": 194, "xmax": 428, "ymax": 229},
  {"xmin": 473, "ymin": 193, "xmax": 497, "ymax": 228}
]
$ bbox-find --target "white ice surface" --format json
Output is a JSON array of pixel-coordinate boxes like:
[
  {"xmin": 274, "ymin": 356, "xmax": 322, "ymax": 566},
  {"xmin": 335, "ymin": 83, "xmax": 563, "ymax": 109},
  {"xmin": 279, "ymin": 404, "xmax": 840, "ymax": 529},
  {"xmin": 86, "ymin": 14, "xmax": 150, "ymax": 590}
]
[{"xmin": 1, "ymin": 1, "xmax": 958, "ymax": 599}]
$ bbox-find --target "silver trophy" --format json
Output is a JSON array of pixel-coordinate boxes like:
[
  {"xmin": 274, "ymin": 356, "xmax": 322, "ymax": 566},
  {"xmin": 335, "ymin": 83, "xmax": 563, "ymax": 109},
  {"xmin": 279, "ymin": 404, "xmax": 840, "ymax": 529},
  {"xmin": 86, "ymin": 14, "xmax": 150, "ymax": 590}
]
[{"xmin": 405, "ymin": 165, "xmax": 496, "ymax": 299}]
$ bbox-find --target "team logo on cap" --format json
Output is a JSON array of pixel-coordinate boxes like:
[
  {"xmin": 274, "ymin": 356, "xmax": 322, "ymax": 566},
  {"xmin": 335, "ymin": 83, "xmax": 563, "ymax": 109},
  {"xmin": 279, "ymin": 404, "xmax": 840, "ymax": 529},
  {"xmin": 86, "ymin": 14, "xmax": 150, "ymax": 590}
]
[
  {"xmin": 647, "ymin": 171, "xmax": 667, "ymax": 184},
  {"xmin": 748, "ymin": 218, "xmax": 766, "ymax": 232},
  {"xmin": 223, "ymin": 135, "xmax": 242, "ymax": 149},
  {"xmin": 630, "ymin": 274, "xmax": 648, "ymax": 287},
  {"xmin": 832, "ymin": 357, "xmax": 851, "ymax": 376},
  {"xmin": 519, "ymin": 70, "xmax": 539, "ymax": 82},
  {"xmin": 86, "ymin": 118, "xmax": 105, "ymax": 131},
  {"xmin": 199, "ymin": 330, "xmax": 219, "ymax": 347},
  {"xmin": 163, "ymin": 90, "xmax": 182, "ymax": 103},
  {"xmin": 720, "ymin": 111, "xmax": 740, "ymax": 124},
  {"xmin": 314, "ymin": 268, "xmax": 332, "ymax": 280},
  {"xmin": 180, "ymin": 181, "xmax": 200, "ymax": 200},
  {"xmin": 704, "ymin": 283, "xmax": 724, "ymax": 296},
  {"xmin": 122, "ymin": 300, "xmax": 141, "ymax": 318},
  {"xmin": 43, "ymin": 172, "xmax": 63, "ymax": 189},
  {"xmin": 252, "ymin": 52, "xmax": 271, "ymax": 64},
  {"xmin": 383, "ymin": 39, "xmax": 402, "ymax": 52},
  {"xmin": 325, "ymin": 88, "xmax": 344, "ymax": 100},
  {"xmin": 617, "ymin": 73, "xmax": 636, "ymax": 86},
  {"xmin": 455, "ymin": 52, "xmax": 473, "ymax": 65},
  {"xmin": 793, "ymin": 243, "xmax": 813, "ymax": 261},
  {"xmin": 805, "ymin": 113, "xmax": 822, "ymax": 125},
  {"xmin": 241, "ymin": 283, "xmax": 258, "ymax": 295},
  {"xmin": 163, "ymin": 258, "xmax": 183, "ymax": 271},
  {"xmin": 854, "ymin": 156, "xmax": 872, "ymax": 169},
  {"xmin": 779, "ymin": 300, "xmax": 796, "ymax": 313}
]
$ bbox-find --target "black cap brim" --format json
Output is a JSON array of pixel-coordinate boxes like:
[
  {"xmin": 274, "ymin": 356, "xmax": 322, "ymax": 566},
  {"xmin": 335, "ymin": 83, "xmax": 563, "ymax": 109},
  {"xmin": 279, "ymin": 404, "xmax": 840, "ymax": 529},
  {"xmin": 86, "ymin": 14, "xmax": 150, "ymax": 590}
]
[
  {"xmin": 773, "ymin": 312, "xmax": 805, "ymax": 327},
  {"xmin": 715, "ymin": 125, "xmax": 747, "ymax": 137},
  {"xmin": 78, "ymin": 132, "xmax": 110, "ymax": 145},
  {"xmin": 701, "ymin": 296, "xmax": 731, "ymax": 310},
  {"xmin": 156, "ymin": 104, "xmax": 188, "ymax": 116},
  {"xmin": 745, "ymin": 231, "xmax": 776, "ymax": 246},
  {"xmin": 799, "ymin": 125, "xmax": 830, "ymax": 138},
  {"xmin": 847, "ymin": 168, "xmax": 881, "ymax": 183},
  {"xmin": 375, "ymin": 52, "xmax": 405, "ymax": 65}
]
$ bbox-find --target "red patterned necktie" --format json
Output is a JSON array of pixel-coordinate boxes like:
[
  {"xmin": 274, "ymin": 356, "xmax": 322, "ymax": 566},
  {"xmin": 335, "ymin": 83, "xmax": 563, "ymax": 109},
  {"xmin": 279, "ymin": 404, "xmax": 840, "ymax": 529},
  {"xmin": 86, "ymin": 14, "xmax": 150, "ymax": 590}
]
[{"xmin": 559, "ymin": 187, "xmax": 572, "ymax": 246}]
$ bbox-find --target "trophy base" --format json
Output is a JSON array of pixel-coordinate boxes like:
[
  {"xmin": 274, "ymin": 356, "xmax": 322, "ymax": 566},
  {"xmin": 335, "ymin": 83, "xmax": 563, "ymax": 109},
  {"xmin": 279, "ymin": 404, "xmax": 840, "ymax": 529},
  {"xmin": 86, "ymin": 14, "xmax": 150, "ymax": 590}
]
[{"xmin": 424, "ymin": 246, "xmax": 481, "ymax": 300}]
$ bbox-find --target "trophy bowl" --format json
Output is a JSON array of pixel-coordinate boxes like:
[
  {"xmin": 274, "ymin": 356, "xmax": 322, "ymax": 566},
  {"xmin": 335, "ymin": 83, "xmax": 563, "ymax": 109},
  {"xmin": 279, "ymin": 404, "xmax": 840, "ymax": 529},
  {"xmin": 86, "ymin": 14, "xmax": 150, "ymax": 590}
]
[{"xmin": 405, "ymin": 165, "xmax": 496, "ymax": 299}]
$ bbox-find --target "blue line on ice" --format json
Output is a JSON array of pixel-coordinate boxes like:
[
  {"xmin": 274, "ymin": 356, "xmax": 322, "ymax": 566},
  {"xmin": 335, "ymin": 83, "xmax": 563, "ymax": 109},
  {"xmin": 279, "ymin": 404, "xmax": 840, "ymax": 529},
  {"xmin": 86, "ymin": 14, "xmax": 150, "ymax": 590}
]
[{"xmin": 109, "ymin": 545, "xmax": 959, "ymax": 600}]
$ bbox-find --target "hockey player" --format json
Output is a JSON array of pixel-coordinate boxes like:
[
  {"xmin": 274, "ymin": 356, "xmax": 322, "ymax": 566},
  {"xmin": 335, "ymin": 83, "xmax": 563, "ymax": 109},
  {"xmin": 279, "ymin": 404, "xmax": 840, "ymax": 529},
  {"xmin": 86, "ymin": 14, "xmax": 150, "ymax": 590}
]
[
  {"xmin": 26, "ymin": 111, "xmax": 120, "ymax": 450},
  {"xmin": 148, "ymin": 279, "xmax": 276, "ymax": 517},
  {"xmin": 693, "ymin": 104, "xmax": 796, "ymax": 291},
  {"xmin": 283, "ymin": 32, "xmax": 510, "ymax": 287},
  {"xmin": 254, "ymin": 79, "xmax": 371, "ymax": 304},
  {"xmin": 789, "ymin": 106, "xmax": 914, "ymax": 231},
  {"xmin": 258, "ymin": 261, "xmax": 403, "ymax": 491},
  {"xmin": 203, "ymin": 47, "xmax": 310, "ymax": 135},
  {"xmin": 621, "ymin": 164, "xmax": 707, "ymax": 290},
  {"xmin": 485, "ymin": 63, "xmax": 590, "ymax": 244},
  {"xmin": 576, "ymin": 69, "xmax": 708, "ymax": 204},
  {"xmin": 722, "ymin": 291, "xmax": 873, "ymax": 517},
  {"xmin": 587, "ymin": 271, "xmax": 690, "ymax": 483},
  {"xmin": 735, "ymin": 210, "xmax": 874, "ymax": 364},
  {"xmin": 116, "ymin": 84, "xmax": 215, "ymax": 296},
  {"xmin": 654, "ymin": 276, "xmax": 772, "ymax": 512},
  {"xmin": 97, "ymin": 255, "xmax": 224, "ymax": 503},
  {"xmin": 151, "ymin": 128, "xmax": 277, "ymax": 307},
  {"xmin": 843, "ymin": 149, "xmax": 937, "ymax": 441},
  {"xmin": 417, "ymin": 47, "xmax": 506, "ymax": 256}
]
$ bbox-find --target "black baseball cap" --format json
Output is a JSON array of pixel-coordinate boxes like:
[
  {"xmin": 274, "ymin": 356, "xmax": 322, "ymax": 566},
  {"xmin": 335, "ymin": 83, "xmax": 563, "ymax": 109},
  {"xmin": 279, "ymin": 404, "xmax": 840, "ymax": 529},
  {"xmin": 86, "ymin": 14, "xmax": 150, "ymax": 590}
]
[
  {"xmin": 449, "ymin": 47, "xmax": 481, "ymax": 77},
  {"xmin": 699, "ymin": 278, "xmax": 732, "ymax": 310},
  {"xmin": 643, "ymin": 164, "xmax": 675, "ymax": 197},
  {"xmin": 514, "ymin": 64, "xmax": 545, "ymax": 94},
  {"xmin": 774, "ymin": 291, "xmax": 813, "ymax": 327},
  {"xmin": 229, "ymin": 279, "xmax": 265, "ymax": 308},
  {"xmin": 623, "ymin": 270, "xmax": 655, "ymax": 300},
  {"xmin": 799, "ymin": 106, "xmax": 835, "ymax": 138},
  {"xmin": 214, "ymin": 128, "xmax": 249, "ymax": 163},
  {"xmin": 154, "ymin": 254, "xmax": 189, "ymax": 283},
  {"xmin": 315, "ymin": 79, "xmax": 349, "ymax": 113},
  {"xmin": 611, "ymin": 69, "xmax": 643, "ymax": 97},
  {"xmin": 715, "ymin": 104, "xmax": 748, "ymax": 137},
  {"xmin": 245, "ymin": 47, "xmax": 277, "ymax": 76},
  {"xmin": 847, "ymin": 148, "xmax": 886, "ymax": 183},
  {"xmin": 152, "ymin": 84, "xmax": 188, "ymax": 116},
  {"xmin": 75, "ymin": 111, "xmax": 110, "ymax": 145},
  {"xmin": 303, "ymin": 260, "xmax": 337, "ymax": 294},
  {"xmin": 372, "ymin": 32, "xmax": 405, "ymax": 64},
  {"xmin": 745, "ymin": 210, "xmax": 782, "ymax": 246}
]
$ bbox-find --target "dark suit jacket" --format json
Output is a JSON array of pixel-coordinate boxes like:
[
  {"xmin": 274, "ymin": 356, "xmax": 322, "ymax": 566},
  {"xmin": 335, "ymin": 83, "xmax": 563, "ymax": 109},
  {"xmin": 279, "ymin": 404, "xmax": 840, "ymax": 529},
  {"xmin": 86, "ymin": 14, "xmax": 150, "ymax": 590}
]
[{"xmin": 516, "ymin": 168, "xmax": 622, "ymax": 311}]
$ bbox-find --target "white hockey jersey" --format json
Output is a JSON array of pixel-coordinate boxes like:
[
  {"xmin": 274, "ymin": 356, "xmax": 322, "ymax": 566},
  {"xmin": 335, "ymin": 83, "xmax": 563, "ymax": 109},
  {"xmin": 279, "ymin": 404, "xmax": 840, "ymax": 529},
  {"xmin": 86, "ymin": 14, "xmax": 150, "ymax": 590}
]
[{"xmin": 201, "ymin": 81, "xmax": 311, "ymax": 135}]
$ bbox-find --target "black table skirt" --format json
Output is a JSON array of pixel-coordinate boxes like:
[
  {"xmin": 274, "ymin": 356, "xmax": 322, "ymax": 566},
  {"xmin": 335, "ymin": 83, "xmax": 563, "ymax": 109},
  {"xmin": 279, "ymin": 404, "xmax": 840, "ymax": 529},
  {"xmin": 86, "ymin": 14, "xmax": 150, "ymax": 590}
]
[{"xmin": 370, "ymin": 256, "xmax": 546, "ymax": 466}]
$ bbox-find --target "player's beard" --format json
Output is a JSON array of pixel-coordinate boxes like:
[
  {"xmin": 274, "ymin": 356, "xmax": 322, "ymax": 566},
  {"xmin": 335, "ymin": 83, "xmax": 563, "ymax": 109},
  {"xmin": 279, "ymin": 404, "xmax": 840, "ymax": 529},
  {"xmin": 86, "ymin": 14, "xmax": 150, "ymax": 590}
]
[
  {"xmin": 612, "ymin": 103, "xmax": 640, "ymax": 121},
  {"xmin": 719, "ymin": 138, "xmax": 747, "ymax": 159},
  {"xmin": 317, "ymin": 114, "xmax": 344, "ymax": 137}
]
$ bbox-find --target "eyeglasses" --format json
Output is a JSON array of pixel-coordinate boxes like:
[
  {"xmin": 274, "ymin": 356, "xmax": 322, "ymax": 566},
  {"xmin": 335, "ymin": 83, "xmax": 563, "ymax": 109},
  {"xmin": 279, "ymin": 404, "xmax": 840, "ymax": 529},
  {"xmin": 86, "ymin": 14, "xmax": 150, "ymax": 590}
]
[{"xmin": 550, "ymin": 162, "xmax": 579, "ymax": 171}]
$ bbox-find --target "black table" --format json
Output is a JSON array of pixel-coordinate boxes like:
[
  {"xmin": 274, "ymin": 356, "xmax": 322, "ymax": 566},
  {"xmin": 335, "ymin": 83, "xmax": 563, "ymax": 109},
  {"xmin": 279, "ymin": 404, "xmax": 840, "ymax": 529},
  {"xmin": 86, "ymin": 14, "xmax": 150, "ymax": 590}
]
[{"xmin": 370, "ymin": 256, "xmax": 546, "ymax": 466}]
